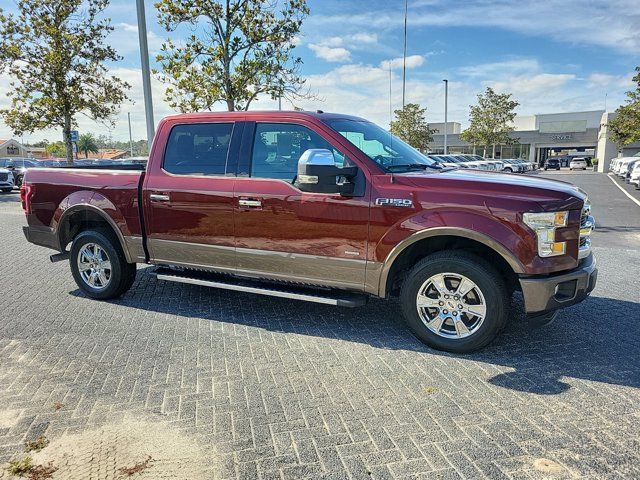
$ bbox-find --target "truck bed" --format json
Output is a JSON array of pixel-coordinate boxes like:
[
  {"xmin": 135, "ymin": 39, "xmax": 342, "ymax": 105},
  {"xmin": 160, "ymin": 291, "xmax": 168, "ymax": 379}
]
[{"xmin": 23, "ymin": 167, "xmax": 145, "ymax": 251}]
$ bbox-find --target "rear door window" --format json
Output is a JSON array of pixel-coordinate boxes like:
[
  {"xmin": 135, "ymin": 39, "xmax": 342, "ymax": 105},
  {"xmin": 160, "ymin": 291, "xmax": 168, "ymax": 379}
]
[{"xmin": 163, "ymin": 123, "xmax": 234, "ymax": 175}]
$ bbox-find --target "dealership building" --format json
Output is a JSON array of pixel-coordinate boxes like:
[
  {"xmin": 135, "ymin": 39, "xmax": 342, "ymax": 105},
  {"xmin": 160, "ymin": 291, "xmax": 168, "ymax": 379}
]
[{"xmin": 429, "ymin": 110, "xmax": 640, "ymax": 172}]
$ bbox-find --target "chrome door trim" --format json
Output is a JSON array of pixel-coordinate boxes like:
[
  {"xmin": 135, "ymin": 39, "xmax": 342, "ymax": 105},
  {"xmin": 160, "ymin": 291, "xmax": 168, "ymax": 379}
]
[{"xmin": 238, "ymin": 198, "xmax": 262, "ymax": 207}]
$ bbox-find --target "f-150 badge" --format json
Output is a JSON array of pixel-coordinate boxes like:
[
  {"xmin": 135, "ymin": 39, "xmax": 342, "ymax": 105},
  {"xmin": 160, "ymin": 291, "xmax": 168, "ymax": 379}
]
[{"xmin": 375, "ymin": 198, "xmax": 413, "ymax": 208}]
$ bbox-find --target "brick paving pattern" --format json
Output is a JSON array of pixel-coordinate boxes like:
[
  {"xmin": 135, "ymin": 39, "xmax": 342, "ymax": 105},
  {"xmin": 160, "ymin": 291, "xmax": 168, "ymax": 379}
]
[{"xmin": 0, "ymin": 182, "xmax": 638, "ymax": 479}]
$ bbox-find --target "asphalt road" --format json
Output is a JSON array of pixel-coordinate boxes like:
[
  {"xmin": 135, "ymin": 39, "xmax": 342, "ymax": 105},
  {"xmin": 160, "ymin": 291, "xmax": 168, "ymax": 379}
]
[{"xmin": 0, "ymin": 172, "xmax": 639, "ymax": 479}]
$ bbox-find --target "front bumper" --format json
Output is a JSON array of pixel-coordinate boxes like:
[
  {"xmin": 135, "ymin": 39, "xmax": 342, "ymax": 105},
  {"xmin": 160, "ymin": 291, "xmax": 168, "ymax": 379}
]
[{"xmin": 519, "ymin": 253, "xmax": 597, "ymax": 314}]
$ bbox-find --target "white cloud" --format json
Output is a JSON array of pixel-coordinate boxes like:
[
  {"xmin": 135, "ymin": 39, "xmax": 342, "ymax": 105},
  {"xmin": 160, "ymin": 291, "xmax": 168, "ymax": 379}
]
[
  {"xmin": 349, "ymin": 33, "xmax": 378, "ymax": 44},
  {"xmin": 490, "ymin": 73, "xmax": 576, "ymax": 95},
  {"xmin": 380, "ymin": 55, "xmax": 425, "ymax": 70},
  {"xmin": 458, "ymin": 59, "xmax": 541, "ymax": 78},
  {"xmin": 108, "ymin": 23, "xmax": 165, "ymax": 56},
  {"xmin": 308, "ymin": 44, "xmax": 351, "ymax": 62},
  {"xmin": 309, "ymin": 0, "xmax": 640, "ymax": 54}
]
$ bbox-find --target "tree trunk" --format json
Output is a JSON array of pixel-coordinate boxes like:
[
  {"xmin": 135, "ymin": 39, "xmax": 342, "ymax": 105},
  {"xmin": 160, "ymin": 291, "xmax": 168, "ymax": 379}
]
[
  {"xmin": 492, "ymin": 144, "xmax": 496, "ymax": 159},
  {"xmin": 226, "ymin": 99, "xmax": 235, "ymax": 111},
  {"xmin": 63, "ymin": 115, "xmax": 73, "ymax": 164},
  {"xmin": 483, "ymin": 146, "xmax": 487, "ymax": 157}
]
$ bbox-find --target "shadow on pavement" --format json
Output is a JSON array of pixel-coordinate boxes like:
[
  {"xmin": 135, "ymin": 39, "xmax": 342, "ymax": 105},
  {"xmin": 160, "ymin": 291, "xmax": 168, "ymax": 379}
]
[{"xmin": 71, "ymin": 267, "xmax": 640, "ymax": 396}]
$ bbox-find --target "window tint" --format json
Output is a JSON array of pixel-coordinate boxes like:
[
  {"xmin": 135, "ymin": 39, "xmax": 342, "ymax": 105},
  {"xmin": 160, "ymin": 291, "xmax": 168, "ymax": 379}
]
[
  {"xmin": 251, "ymin": 123, "xmax": 344, "ymax": 182},
  {"xmin": 164, "ymin": 123, "xmax": 234, "ymax": 175}
]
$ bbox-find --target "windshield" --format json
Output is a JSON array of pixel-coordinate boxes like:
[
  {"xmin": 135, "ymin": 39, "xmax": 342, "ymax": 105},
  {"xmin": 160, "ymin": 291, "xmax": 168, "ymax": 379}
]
[{"xmin": 324, "ymin": 119, "xmax": 437, "ymax": 171}]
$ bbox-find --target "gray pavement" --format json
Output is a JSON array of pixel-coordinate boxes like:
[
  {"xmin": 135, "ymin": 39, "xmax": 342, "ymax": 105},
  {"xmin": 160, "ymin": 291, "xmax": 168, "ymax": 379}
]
[{"xmin": 0, "ymin": 173, "xmax": 639, "ymax": 479}]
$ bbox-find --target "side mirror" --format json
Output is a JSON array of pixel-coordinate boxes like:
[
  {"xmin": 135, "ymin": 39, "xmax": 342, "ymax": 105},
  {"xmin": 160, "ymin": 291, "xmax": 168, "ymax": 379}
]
[{"xmin": 297, "ymin": 149, "xmax": 358, "ymax": 195}]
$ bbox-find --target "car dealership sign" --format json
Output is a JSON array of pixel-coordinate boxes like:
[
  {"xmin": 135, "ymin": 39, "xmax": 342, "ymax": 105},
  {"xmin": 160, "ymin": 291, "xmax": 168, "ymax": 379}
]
[{"xmin": 551, "ymin": 134, "xmax": 573, "ymax": 141}]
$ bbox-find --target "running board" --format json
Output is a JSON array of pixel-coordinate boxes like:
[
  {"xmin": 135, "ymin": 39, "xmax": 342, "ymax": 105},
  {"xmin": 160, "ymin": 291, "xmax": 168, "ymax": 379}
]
[{"xmin": 153, "ymin": 268, "xmax": 367, "ymax": 307}]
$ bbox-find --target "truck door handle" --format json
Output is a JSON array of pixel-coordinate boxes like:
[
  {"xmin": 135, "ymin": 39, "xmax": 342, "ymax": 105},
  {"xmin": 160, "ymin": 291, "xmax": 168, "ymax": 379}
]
[
  {"xmin": 238, "ymin": 198, "xmax": 262, "ymax": 208},
  {"xmin": 150, "ymin": 193, "xmax": 170, "ymax": 202}
]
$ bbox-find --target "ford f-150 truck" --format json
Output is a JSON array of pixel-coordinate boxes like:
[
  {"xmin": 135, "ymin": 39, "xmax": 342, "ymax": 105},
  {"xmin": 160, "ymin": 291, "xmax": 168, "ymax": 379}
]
[{"xmin": 21, "ymin": 111, "xmax": 597, "ymax": 353}]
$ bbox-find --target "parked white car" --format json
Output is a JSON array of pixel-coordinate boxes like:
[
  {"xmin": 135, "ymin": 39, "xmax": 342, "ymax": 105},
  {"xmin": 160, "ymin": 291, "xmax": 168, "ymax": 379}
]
[
  {"xmin": 630, "ymin": 162, "xmax": 640, "ymax": 189},
  {"xmin": 0, "ymin": 168, "xmax": 15, "ymax": 193},
  {"xmin": 569, "ymin": 158, "xmax": 587, "ymax": 170}
]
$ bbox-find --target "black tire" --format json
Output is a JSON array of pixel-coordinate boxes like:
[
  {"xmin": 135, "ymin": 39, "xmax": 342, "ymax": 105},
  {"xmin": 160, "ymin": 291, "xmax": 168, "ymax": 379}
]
[
  {"xmin": 399, "ymin": 251, "xmax": 509, "ymax": 353},
  {"xmin": 504, "ymin": 168, "xmax": 512, "ymax": 173},
  {"xmin": 1, "ymin": 188, "xmax": 11, "ymax": 193},
  {"xmin": 70, "ymin": 229, "xmax": 136, "ymax": 300}
]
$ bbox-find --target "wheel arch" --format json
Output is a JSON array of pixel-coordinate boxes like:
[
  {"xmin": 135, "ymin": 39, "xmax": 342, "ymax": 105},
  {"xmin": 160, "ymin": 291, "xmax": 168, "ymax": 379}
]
[
  {"xmin": 56, "ymin": 203, "xmax": 134, "ymax": 263},
  {"xmin": 377, "ymin": 228, "xmax": 525, "ymax": 298}
]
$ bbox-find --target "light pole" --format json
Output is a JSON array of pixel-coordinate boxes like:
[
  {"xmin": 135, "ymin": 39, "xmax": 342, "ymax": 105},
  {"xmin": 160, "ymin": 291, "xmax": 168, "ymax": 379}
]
[
  {"xmin": 128, "ymin": 112, "xmax": 134, "ymax": 157},
  {"xmin": 402, "ymin": 0, "xmax": 408, "ymax": 108},
  {"xmin": 443, "ymin": 79, "xmax": 448, "ymax": 154},
  {"xmin": 136, "ymin": 0, "xmax": 155, "ymax": 150}
]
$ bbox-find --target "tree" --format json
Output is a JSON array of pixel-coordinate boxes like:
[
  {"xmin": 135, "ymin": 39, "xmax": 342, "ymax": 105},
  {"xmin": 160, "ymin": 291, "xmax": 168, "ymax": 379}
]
[
  {"xmin": 390, "ymin": 103, "xmax": 435, "ymax": 151},
  {"xmin": 609, "ymin": 67, "xmax": 640, "ymax": 146},
  {"xmin": 77, "ymin": 133, "xmax": 99, "ymax": 158},
  {"xmin": 460, "ymin": 87, "xmax": 520, "ymax": 158},
  {"xmin": 45, "ymin": 141, "xmax": 66, "ymax": 158},
  {"xmin": 0, "ymin": 0, "xmax": 130, "ymax": 163},
  {"xmin": 155, "ymin": 0, "xmax": 310, "ymax": 112}
]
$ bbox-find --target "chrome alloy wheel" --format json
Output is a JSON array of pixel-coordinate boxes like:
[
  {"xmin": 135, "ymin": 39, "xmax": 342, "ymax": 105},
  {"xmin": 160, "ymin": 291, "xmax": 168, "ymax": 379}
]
[
  {"xmin": 77, "ymin": 243, "xmax": 112, "ymax": 290},
  {"xmin": 416, "ymin": 273, "xmax": 487, "ymax": 339}
]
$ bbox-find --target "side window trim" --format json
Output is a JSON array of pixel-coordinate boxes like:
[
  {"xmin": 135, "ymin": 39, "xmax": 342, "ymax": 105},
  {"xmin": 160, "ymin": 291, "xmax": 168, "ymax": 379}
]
[{"xmin": 161, "ymin": 121, "xmax": 235, "ymax": 177}]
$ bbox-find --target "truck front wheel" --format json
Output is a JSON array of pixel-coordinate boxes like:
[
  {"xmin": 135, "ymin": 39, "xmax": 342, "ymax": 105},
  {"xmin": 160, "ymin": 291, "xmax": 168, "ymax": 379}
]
[
  {"xmin": 400, "ymin": 251, "xmax": 509, "ymax": 353},
  {"xmin": 70, "ymin": 229, "xmax": 136, "ymax": 300}
]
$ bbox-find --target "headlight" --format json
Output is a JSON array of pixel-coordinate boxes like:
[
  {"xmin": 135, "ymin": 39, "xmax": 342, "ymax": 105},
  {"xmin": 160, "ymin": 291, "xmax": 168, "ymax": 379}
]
[{"xmin": 523, "ymin": 211, "xmax": 568, "ymax": 257}]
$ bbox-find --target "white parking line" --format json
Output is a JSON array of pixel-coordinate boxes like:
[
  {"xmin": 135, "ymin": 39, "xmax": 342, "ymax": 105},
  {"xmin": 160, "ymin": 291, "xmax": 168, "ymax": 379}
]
[{"xmin": 607, "ymin": 174, "xmax": 640, "ymax": 208}]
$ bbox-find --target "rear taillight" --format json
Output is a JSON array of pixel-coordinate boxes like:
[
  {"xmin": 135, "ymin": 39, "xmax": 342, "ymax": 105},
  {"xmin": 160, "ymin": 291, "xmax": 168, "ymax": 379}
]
[{"xmin": 20, "ymin": 182, "xmax": 34, "ymax": 214}]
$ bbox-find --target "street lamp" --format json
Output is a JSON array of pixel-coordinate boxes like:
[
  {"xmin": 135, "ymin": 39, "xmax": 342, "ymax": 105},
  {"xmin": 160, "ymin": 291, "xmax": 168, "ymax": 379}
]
[
  {"xmin": 402, "ymin": 0, "xmax": 408, "ymax": 108},
  {"xmin": 443, "ymin": 79, "xmax": 448, "ymax": 155},
  {"xmin": 136, "ymin": 0, "xmax": 155, "ymax": 149}
]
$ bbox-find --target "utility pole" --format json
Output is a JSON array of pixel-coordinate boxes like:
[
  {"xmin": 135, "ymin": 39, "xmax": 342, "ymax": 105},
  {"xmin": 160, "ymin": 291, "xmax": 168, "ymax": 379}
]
[
  {"xmin": 136, "ymin": 0, "xmax": 155, "ymax": 150},
  {"xmin": 402, "ymin": 0, "xmax": 408, "ymax": 108},
  {"xmin": 128, "ymin": 112, "xmax": 134, "ymax": 157},
  {"xmin": 443, "ymin": 79, "xmax": 448, "ymax": 154}
]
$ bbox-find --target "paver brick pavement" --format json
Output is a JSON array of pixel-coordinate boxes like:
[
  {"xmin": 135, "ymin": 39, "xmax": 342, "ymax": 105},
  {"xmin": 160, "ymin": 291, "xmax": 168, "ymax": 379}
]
[{"xmin": 0, "ymin": 180, "xmax": 639, "ymax": 479}]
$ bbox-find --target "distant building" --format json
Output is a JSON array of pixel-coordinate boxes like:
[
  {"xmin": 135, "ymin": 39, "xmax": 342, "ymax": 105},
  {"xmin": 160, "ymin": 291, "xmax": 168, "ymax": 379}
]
[
  {"xmin": 0, "ymin": 139, "xmax": 28, "ymax": 157},
  {"xmin": 429, "ymin": 110, "xmax": 640, "ymax": 172},
  {"xmin": 0, "ymin": 139, "xmax": 48, "ymax": 158},
  {"xmin": 84, "ymin": 149, "xmax": 130, "ymax": 160}
]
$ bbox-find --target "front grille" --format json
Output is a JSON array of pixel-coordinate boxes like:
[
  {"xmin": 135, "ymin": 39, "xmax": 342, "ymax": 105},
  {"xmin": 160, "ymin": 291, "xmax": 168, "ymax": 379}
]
[{"xmin": 0, "ymin": 173, "xmax": 7, "ymax": 182}]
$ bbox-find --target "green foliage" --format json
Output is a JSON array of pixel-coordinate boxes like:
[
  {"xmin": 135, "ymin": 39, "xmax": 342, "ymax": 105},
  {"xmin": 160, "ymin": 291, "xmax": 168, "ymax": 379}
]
[
  {"xmin": 6, "ymin": 456, "xmax": 33, "ymax": 476},
  {"xmin": 609, "ymin": 67, "xmax": 640, "ymax": 146},
  {"xmin": 460, "ymin": 87, "xmax": 520, "ymax": 156},
  {"xmin": 0, "ymin": 0, "xmax": 130, "ymax": 162},
  {"xmin": 95, "ymin": 135, "xmax": 149, "ymax": 156},
  {"xmin": 154, "ymin": 0, "xmax": 310, "ymax": 112},
  {"xmin": 389, "ymin": 103, "xmax": 435, "ymax": 151},
  {"xmin": 77, "ymin": 133, "xmax": 99, "ymax": 158},
  {"xmin": 45, "ymin": 141, "xmax": 67, "ymax": 158}
]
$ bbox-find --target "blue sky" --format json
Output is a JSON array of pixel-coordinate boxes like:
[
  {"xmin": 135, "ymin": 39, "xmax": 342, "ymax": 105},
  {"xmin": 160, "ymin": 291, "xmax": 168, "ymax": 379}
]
[{"xmin": 1, "ymin": 0, "xmax": 639, "ymax": 141}]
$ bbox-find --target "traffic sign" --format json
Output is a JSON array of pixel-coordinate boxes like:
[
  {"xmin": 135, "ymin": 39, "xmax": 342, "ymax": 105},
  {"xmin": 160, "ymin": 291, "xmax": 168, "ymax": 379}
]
[{"xmin": 70, "ymin": 130, "xmax": 79, "ymax": 142}]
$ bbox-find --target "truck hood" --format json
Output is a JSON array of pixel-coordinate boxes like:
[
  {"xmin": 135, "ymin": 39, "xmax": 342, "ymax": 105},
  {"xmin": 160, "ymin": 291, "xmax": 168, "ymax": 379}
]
[{"xmin": 397, "ymin": 169, "xmax": 586, "ymax": 211}]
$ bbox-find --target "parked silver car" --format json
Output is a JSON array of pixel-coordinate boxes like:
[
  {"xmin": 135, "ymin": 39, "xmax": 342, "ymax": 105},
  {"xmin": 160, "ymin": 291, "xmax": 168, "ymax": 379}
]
[{"xmin": 0, "ymin": 167, "xmax": 15, "ymax": 193}]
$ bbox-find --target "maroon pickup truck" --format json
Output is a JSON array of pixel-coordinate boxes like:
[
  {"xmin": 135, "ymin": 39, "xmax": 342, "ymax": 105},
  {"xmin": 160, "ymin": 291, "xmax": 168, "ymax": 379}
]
[{"xmin": 21, "ymin": 111, "xmax": 597, "ymax": 352}]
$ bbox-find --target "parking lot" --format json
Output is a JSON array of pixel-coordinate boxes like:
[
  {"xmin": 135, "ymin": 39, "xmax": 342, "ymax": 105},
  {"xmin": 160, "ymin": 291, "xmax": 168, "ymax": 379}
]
[{"xmin": 1, "ymin": 171, "xmax": 639, "ymax": 479}]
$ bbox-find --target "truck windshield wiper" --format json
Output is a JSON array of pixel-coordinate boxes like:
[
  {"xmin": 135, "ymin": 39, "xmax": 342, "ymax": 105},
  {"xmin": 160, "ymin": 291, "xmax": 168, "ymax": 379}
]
[{"xmin": 385, "ymin": 163, "xmax": 442, "ymax": 172}]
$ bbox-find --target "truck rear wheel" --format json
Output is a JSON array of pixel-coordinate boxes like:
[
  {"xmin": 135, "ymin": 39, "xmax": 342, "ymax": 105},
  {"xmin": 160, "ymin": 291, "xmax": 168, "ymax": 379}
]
[
  {"xmin": 399, "ymin": 251, "xmax": 509, "ymax": 353},
  {"xmin": 70, "ymin": 229, "xmax": 136, "ymax": 300}
]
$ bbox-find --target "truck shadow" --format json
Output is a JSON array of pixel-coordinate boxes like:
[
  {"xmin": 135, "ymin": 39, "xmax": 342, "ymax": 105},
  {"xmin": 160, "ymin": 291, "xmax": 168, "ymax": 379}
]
[{"xmin": 73, "ymin": 268, "xmax": 640, "ymax": 396}]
